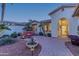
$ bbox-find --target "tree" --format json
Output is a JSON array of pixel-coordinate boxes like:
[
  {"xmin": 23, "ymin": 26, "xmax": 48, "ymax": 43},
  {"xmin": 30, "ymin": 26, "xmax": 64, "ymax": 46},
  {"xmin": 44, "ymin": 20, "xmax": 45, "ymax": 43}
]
[
  {"xmin": 23, "ymin": 20, "xmax": 33, "ymax": 31},
  {"xmin": 1, "ymin": 3, "xmax": 13, "ymax": 23},
  {"xmin": 1, "ymin": 3, "xmax": 6, "ymax": 23}
]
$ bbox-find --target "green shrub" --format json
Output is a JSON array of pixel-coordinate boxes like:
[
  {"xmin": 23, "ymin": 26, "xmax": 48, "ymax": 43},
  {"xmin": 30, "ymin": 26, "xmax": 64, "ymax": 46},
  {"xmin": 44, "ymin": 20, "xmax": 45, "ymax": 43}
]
[
  {"xmin": 28, "ymin": 38, "xmax": 37, "ymax": 45},
  {"xmin": 4, "ymin": 38, "xmax": 15, "ymax": 44},
  {"xmin": 11, "ymin": 32, "xmax": 18, "ymax": 38},
  {"xmin": 1, "ymin": 35, "xmax": 10, "ymax": 38},
  {"xmin": 47, "ymin": 33, "xmax": 51, "ymax": 37},
  {"xmin": 39, "ymin": 32, "xmax": 44, "ymax": 36},
  {"xmin": 0, "ymin": 37, "xmax": 16, "ymax": 46},
  {"xmin": 0, "ymin": 24, "xmax": 11, "ymax": 30},
  {"xmin": 17, "ymin": 32, "xmax": 21, "ymax": 36}
]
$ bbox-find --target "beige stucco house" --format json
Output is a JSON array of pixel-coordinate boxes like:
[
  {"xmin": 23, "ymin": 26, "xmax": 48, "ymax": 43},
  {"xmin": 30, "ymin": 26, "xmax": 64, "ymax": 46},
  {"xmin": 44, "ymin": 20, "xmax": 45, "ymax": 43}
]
[{"xmin": 49, "ymin": 4, "xmax": 79, "ymax": 38}]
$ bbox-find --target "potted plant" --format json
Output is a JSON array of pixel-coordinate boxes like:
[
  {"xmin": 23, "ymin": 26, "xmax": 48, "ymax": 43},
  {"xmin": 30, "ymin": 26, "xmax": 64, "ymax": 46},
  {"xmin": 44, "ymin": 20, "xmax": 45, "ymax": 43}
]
[{"xmin": 26, "ymin": 38, "xmax": 38, "ymax": 47}]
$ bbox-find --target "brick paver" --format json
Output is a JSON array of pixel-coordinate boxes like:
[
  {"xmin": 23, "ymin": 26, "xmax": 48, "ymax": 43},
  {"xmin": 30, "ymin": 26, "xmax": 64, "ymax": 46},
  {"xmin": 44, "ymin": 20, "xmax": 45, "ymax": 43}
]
[
  {"xmin": 0, "ymin": 36, "xmax": 73, "ymax": 56},
  {"xmin": 33, "ymin": 36, "xmax": 73, "ymax": 56},
  {"xmin": 0, "ymin": 38, "xmax": 41, "ymax": 56}
]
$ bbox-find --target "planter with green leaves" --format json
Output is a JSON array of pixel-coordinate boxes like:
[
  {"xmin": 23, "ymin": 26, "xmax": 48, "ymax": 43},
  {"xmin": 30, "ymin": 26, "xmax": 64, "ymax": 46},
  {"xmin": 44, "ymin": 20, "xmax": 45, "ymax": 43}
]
[
  {"xmin": 0, "ymin": 24, "xmax": 11, "ymax": 30},
  {"xmin": 26, "ymin": 38, "xmax": 38, "ymax": 48}
]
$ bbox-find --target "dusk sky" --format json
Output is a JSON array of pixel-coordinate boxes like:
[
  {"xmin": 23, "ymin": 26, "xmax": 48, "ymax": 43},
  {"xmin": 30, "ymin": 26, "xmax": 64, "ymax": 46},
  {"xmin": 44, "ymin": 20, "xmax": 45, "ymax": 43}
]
[{"xmin": 0, "ymin": 3, "xmax": 62, "ymax": 22}]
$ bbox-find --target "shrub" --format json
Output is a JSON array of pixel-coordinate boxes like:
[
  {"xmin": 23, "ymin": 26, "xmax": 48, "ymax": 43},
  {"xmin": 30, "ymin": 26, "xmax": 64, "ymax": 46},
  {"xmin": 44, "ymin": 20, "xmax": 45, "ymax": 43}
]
[
  {"xmin": 3, "ymin": 38, "xmax": 15, "ymax": 44},
  {"xmin": 68, "ymin": 35, "xmax": 79, "ymax": 40},
  {"xmin": 0, "ymin": 24, "xmax": 11, "ymax": 30},
  {"xmin": 11, "ymin": 32, "xmax": 18, "ymax": 38},
  {"xmin": 27, "ymin": 38, "xmax": 37, "ymax": 45},
  {"xmin": 1, "ymin": 35, "xmax": 10, "ymax": 38},
  {"xmin": 39, "ymin": 32, "xmax": 44, "ymax": 36},
  {"xmin": 47, "ymin": 33, "xmax": 51, "ymax": 37},
  {"xmin": 68, "ymin": 35, "xmax": 79, "ymax": 46},
  {"xmin": 17, "ymin": 32, "xmax": 21, "ymax": 36},
  {"xmin": 0, "ymin": 37, "xmax": 16, "ymax": 46}
]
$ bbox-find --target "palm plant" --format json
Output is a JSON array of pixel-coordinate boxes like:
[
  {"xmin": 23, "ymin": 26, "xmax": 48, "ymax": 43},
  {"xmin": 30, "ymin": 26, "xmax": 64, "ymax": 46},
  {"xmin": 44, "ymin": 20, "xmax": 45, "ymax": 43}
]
[
  {"xmin": 1, "ymin": 3, "xmax": 13, "ymax": 23},
  {"xmin": 0, "ymin": 3, "xmax": 12, "ymax": 30},
  {"xmin": 1, "ymin": 3, "xmax": 6, "ymax": 23},
  {"xmin": 23, "ymin": 20, "xmax": 33, "ymax": 31},
  {"xmin": 0, "ymin": 24, "xmax": 11, "ymax": 31},
  {"xmin": 0, "ymin": 4, "xmax": 11, "ymax": 37}
]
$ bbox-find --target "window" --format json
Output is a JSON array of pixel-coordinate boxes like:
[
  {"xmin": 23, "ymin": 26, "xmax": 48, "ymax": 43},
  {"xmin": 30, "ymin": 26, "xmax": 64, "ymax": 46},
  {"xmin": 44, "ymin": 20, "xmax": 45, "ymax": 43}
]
[{"xmin": 44, "ymin": 23, "xmax": 51, "ymax": 32}]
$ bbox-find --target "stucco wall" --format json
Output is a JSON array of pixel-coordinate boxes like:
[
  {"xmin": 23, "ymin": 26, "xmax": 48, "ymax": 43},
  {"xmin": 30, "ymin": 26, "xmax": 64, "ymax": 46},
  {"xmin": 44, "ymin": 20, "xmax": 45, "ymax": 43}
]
[{"xmin": 50, "ymin": 7, "xmax": 79, "ymax": 37}]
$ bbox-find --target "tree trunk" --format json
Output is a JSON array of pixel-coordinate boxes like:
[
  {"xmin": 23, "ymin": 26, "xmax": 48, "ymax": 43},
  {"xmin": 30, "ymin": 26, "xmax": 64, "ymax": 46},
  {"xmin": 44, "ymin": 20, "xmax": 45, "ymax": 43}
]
[{"xmin": 1, "ymin": 3, "xmax": 6, "ymax": 23}]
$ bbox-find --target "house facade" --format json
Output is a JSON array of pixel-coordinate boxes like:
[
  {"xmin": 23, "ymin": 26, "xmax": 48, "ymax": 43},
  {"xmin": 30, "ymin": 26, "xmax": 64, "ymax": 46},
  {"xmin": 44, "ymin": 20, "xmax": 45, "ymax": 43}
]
[
  {"xmin": 49, "ymin": 4, "xmax": 79, "ymax": 37},
  {"xmin": 40, "ymin": 19, "xmax": 51, "ymax": 35},
  {"xmin": 28, "ymin": 20, "xmax": 51, "ymax": 36},
  {"xmin": 29, "ymin": 20, "xmax": 40, "ymax": 35}
]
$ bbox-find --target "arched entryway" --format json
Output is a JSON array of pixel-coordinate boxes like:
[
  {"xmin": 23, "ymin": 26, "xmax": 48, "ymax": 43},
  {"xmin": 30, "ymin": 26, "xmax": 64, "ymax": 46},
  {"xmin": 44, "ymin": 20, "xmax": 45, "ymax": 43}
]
[{"xmin": 58, "ymin": 17, "xmax": 69, "ymax": 38}]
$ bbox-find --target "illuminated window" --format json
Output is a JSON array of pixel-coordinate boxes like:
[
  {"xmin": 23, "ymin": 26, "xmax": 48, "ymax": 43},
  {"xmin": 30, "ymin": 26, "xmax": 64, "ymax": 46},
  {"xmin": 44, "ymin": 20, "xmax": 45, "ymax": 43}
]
[
  {"xmin": 47, "ymin": 23, "xmax": 51, "ymax": 32},
  {"xmin": 44, "ymin": 23, "xmax": 51, "ymax": 32},
  {"xmin": 58, "ymin": 18, "xmax": 68, "ymax": 37},
  {"xmin": 44, "ymin": 25, "xmax": 48, "ymax": 32}
]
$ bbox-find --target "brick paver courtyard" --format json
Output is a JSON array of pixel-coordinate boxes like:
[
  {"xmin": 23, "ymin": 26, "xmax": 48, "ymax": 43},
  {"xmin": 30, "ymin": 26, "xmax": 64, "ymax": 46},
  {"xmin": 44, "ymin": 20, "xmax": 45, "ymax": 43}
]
[
  {"xmin": 33, "ymin": 36, "xmax": 73, "ymax": 56},
  {"xmin": 0, "ymin": 36, "xmax": 73, "ymax": 56}
]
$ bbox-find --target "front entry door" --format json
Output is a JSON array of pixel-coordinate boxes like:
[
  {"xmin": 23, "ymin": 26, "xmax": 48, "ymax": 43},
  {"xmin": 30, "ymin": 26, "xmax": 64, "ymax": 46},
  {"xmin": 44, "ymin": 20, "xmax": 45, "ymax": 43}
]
[{"xmin": 58, "ymin": 18, "xmax": 68, "ymax": 37}]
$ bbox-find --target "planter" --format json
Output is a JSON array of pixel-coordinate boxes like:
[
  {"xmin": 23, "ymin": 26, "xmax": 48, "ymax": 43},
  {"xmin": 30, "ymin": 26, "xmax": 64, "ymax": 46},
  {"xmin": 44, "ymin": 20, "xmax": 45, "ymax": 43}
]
[
  {"xmin": 26, "ymin": 41, "xmax": 38, "ymax": 56},
  {"xmin": 26, "ymin": 38, "xmax": 38, "ymax": 48},
  {"xmin": 26, "ymin": 43, "xmax": 38, "ymax": 48}
]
